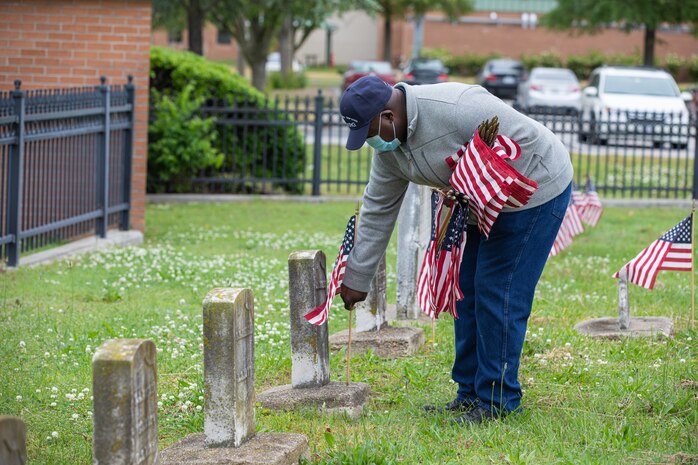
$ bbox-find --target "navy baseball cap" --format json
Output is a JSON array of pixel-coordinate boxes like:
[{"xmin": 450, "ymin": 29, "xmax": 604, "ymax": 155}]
[{"xmin": 340, "ymin": 76, "xmax": 393, "ymax": 150}]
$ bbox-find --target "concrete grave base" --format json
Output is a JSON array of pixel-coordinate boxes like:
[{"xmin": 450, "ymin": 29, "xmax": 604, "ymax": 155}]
[
  {"xmin": 329, "ymin": 325, "xmax": 424, "ymax": 357},
  {"xmin": 257, "ymin": 381, "xmax": 370, "ymax": 418},
  {"xmin": 575, "ymin": 316, "xmax": 674, "ymax": 339},
  {"xmin": 158, "ymin": 432, "xmax": 309, "ymax": 465},
  {"xmin": 386, "ymin": 303, "xmax": 435, "ymax": 326}
]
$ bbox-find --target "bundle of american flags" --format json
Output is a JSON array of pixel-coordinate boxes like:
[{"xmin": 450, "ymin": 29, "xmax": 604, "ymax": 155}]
[
  {"xmin": 613, "ymin": 215, "xmax": 693, "ymax": 289},
  {"xmin": 448, "ymin": 117, "xmax": 538, "ymax": 238},
  {"xmin": 416, "ymin": 191, "xmax": 468, "ymax": 319},
  {"xmin": 304, "ymin": 215, "xmax": 356, "ymax": 325}
]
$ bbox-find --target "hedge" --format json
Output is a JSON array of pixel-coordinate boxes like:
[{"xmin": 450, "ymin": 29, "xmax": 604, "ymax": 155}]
[
  {"xmin": 149, "ymin": 47, "xmax": 305, "ymax": 194},
  {"xmin": 422, "ymin": 48, "xmax": 698, "ymax": 82}
]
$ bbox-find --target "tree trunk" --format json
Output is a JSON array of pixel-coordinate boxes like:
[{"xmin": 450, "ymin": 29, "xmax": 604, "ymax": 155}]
[
  {"xmin": 643, "ymin": 26, "xmax": 655, "ymax": 67},
  {"xmin": 187, "ymin": 0, "xmax": 205, "ymax": 55},
  {"xmin": 383, "ymin": 15, "xmax": 392, "ymax": 63},
  {"xmin": 279, "ymin": 16, "xmax": 294, "ymax": 78},
  {"xmin": 250, "ymin": 59, "xmax": 267, "ymax": 91},
  {"xmin": 236, "ymin": 48, "xmax": 246, "ymax": 76}
]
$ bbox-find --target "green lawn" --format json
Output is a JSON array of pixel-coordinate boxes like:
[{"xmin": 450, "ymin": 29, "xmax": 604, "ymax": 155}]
[{"xmin": 0, "ymin": 201, "xmax": 696, "ymax": 464}]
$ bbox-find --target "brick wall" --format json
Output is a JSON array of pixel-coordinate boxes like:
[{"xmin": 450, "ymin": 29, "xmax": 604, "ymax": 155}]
[
  {"xmin": 390, "ymin": 12, "xmax": 698, "ymax": 68},
  {"xmin": 0, "ymin": 0, "xmax": 152, "ymax": 233}
]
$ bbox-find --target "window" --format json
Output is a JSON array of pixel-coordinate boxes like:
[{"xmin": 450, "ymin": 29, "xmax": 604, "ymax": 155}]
[
  {"xmin": 217, "ymin": 30, "xmax": 232, "ymax": 45},
  {"xmin": 167, "ymin": 29, "xmax": 182, "ymax": 43}
]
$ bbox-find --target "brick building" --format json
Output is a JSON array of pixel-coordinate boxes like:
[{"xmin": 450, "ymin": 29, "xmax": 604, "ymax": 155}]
[
  {"xmin": 152, "ymin": 5, "xmax": 698, "ymax": 70},
  {"xmin": 0, "ymin": 0, "xmax": 152, "ymax": 233}
]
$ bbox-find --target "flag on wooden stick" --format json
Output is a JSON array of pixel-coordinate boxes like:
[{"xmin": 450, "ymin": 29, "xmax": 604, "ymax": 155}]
[
  {"xmin": 549, "ymin": 195, "xmax": 585, "ymax": 257},
  {"xmin": 579, "ymin": 177, "xmax": 603, "ymax": 227},
  {"xmin": 613, "ymin": 215, "xmax": 693, "ymax": 289},
  {"xmin": 304, "ymin": 215, "xmax": 356, "ymax": 325}
]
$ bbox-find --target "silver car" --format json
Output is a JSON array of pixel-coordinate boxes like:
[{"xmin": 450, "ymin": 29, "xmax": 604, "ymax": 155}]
[
  {"xmin": 579, "ymin": 66, "xmax": 691, "ymax": 148},
  {"xmin": 516, "ymin": 67, "xmax": 581, "ymax": 113}
]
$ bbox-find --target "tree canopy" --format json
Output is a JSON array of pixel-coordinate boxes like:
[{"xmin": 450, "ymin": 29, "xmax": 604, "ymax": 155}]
[{"xmin": 542, "ymin": 0, "xmax": 698, "ymax": 66}]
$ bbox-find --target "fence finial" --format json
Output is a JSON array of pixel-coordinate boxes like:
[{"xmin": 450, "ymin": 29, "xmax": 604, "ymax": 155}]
[{"xmin": 14, "ymin": 80, "xmax": 21, "ymax": 90}]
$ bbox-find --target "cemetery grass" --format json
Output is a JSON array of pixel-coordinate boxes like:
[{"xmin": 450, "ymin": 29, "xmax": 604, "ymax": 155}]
[{"xmin": 0, "ymin": 201, "xmax": 696, "ymax": 465}]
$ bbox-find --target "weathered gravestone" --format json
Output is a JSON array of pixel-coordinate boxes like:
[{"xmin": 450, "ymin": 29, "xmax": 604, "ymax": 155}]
[
  {"xmin": 329, "ymin": 254, "xmax": 425, "ymax": 357},
  {"xmin": 395, "ymin": 183, "xmax": 432, "ymax": 321},
  {"xmin": 92, "ymin": 339, "xmax": 158, "ymax": 465},
  {"xmin": 574, "ymin": 267, "xmax": 674, "ymax": 338},
  {"xmin": 159, "ymin": 288, "xmax": 310, "ymax": 465},
  {"xmin": 0, "ymin": 416, "xmax": 26, "ymax": 465},
  {"xmin": 257, "ymin": 251, "xmax": 370, "ymax": 417}
]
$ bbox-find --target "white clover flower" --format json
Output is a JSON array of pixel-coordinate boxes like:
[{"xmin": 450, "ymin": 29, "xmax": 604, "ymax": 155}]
[
  {"xmin": 44, "ymin": 352, "xmax": 51, "ymax": 358},
  {"xmin": 15, "ymin": 395, "xmax": 22, "ymax": 402},
  {"xmin": 50, "ymin": 402, "xmax": 57, "ymax": 407},
  {"xmin": 71, "ymin": 414, "xmax": 79, "ymax": 420},
  {"xmin": 51, "ymin": 431, "xmax": 59, "ymax": 438},
  {"xmin": 19, "ymin": 341, "xmax": 26, "ymax": 349}
]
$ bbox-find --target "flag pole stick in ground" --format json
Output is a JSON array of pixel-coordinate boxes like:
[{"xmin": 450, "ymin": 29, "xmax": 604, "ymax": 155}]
[
  {"xmin": 346, "ymin": 202, "xmax": 359, "ymax": 385},
  {"xmin": 691, "ymin": 199, "xmax": 696, "ymax": 331},
  {"xmin": 431, "ymin": 317, "xmax": 436, "ymax": 347}
]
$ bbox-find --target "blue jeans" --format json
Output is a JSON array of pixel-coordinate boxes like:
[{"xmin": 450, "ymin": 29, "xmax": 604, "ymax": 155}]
[{"xmin": 452, "ymin": 183, "xmax": 571, "ymax": 413}]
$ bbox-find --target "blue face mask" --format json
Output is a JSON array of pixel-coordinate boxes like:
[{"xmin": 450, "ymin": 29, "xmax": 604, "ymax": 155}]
[{"xmin": 366, "ymin": 114, "xmax": 401, "ymax": 152}]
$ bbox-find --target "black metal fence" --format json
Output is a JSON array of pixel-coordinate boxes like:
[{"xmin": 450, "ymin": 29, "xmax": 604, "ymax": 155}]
[
  {"xmin": 0, "ymin": 77, "xmax": 134, "ymax": 267},
  {"xmin": 193, "ymin": 93, "xmax": 698, "ymax": 199}
]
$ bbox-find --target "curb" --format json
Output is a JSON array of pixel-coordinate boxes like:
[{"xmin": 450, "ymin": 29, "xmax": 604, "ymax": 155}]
[{"xmin": 4, "ymin": 230, "xmax": 144, "ymax": 270}]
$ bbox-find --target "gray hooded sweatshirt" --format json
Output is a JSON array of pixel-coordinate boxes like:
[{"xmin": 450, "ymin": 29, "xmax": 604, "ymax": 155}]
[{"xmin": 342, "ymin": 82, "xmax": 574, "ymax": 293}]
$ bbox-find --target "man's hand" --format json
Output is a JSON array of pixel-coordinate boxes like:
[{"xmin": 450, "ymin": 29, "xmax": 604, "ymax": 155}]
[{"xmin": 339, "ymin": 284, "xmax": 367, "ymax": 310}]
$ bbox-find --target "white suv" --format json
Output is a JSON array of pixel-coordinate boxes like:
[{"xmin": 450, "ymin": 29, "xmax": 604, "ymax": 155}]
[{"xmin": 579, "ymin": 66, "xmax": 692, "ymax": 148}]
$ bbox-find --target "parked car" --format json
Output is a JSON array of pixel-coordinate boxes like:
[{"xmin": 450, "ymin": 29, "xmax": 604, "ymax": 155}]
[
  {"xmin": 579, "ymin": 66, "xmax": 691, "ymax": 148},
  {"xmin": 401, "ymin": 58, "xmax": 449, "ymax": 85},
  {"xmin": 341, "ymin": 60, "xmax": 397, "ymax": 91},
  {"xmin": 265, "ymin": 52, "xmax": 304, "ymax": 73},
  {"xmin": 515, "ymin": 67, "xmax": 581, "ymax": 114},
  {"xmin": 476, "ymin": 59, "xmax": 525, "ymax": 99}
]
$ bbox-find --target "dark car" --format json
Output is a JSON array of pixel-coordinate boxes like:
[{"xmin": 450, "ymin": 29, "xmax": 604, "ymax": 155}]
[
  {"xmin": 401, "ymin": 58, "xmax": 449, "ymax": 85},
  {"xmin": 477, "ymin": 59, "xmax": 526, "ymax": 99},
  {"xmin": 341, "ymin": 60, "xmax": 397, "ymax": 91}
]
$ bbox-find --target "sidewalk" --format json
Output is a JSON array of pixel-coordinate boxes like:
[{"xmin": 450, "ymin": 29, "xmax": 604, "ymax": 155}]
[{"xmin": 148, "ymin": 194, "xmax": 694, "ymax": 209}]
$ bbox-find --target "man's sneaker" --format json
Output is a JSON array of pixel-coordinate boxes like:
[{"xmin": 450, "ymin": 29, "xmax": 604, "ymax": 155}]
[
  {"xmin": 423, "ymin": 398, "xmax": 475, "ymax": 413},
  {"xmin": 453, "ymin": 405, "xmax": 498, "ymax": 425}
]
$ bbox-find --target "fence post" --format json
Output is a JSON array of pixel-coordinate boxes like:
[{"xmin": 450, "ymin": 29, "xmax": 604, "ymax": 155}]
[
  {"xmin": 6, "ymin": 80, "xmax": 25, "ymax": 267},
  {"xmin": 312, "ymin": 90, "xmax": 323, "ymax": 196},
  {"xmin": 96, "ymin": 76, "xmax": 110, "ymax": 238},
  {"xmin": 120, "ymin": 75, "xmax": 134, "ymax": 231},
  {"xmin": 693, "ymin": 117, "xmax": 698, "ymax": 200}
]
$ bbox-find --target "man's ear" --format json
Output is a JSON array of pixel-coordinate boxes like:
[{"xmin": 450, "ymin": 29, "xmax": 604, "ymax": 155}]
[{"xmin": 383, "ymin": 110, "xmax": 394, "ymax": 122}]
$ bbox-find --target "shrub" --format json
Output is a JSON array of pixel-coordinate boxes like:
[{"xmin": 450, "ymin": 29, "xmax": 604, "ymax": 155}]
[
  {"xmin": 521, "ymin": 51, "xmax": 563, "ymax": 70},
  {"xmin": 267, "ymin": 71, "xmax": 308, "ymax": 90},
  {"xmin": 147, "ymin": 85, "xmax": 223, "ymax": 193},
  {"xmin": 686, "ymin": 55, "xmax": 698, "ymax": 82},
  {"xmin": 149, "ymin": 46, "xmax": 305, "ymax": 194}
]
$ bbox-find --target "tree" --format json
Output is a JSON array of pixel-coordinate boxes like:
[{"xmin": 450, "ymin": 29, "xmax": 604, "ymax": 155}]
[
  {"xmin": 542, "ymin": 0, "xmax": 698, "ymax": 67},
  {"xmin": 277, "ymin": 0, "xmax": 377, "ymax": 76},
  {"xmin": 152, "ymin": 0, "xmax": 220, "ymax": 55},
  {"xmin": 211, "ymin": 0, "xmax": 286, "ymax": 90},
  {"xmin": 374, "ymin": 0, "xmax": 473, "ymax": 63}
]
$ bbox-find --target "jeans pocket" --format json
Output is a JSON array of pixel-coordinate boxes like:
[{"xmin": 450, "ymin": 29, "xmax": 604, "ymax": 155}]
[{"xmin": 550, "ymin": 183, "xmax": 572, "ymax": 220}]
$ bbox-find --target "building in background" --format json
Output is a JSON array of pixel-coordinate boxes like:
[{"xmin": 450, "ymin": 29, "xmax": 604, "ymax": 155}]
[
  {"xmin": 0, "ymin": 0, "xmax": 151, "ymax": 234},
  {"xmin": 151, "ymin": 0, "xmax": 697, "ymax": 70}
]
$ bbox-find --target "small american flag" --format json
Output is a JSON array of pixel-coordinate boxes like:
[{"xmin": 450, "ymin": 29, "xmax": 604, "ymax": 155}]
[
  {"xmin": 417, "ymin": 191, "xmax": 468, "ymax": 319},
  {"xmin": 549, "ymin": 195, "xmax": 584, "ymax": 257},
  {"xmin": 571, "ymin": 181, "xmax": 586, "ymax": 211},
  {"xmin": 580, "ymin": 178, "xmax": 602, "ymax": 227},
  {"xmin": 449, "ymin": 130, "xmax": 537, "ymax": 238},
  {"xmin": 304, "ymin": 215, "xmax": 356, "ymax": 325},
  {"xmin": 613, "ymin": 215, "xmax": 693, "ymax": 289}
]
